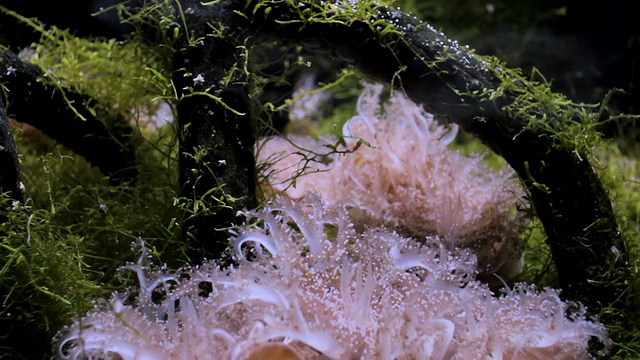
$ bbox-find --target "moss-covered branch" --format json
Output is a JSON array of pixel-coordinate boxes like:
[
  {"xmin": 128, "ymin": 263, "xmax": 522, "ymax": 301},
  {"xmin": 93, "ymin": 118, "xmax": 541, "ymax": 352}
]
[
  {"xmin": 232, "ymin": 0, "xmax": 629, "ymax": 311},
  {"xmin": 0, "ymin": 50, "xmax": 139, "ymax": 184},
  {"xmin": 171, "ymin": 0, "xmax": 257, "ymax": 258}
]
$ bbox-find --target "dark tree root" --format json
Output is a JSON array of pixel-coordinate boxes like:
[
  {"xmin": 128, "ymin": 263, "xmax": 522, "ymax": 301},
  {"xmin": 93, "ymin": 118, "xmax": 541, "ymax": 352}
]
[
  {"xmin": 0, "ymin": 95, "xmax": 22, "ymax": 202},
  {"xmin": 1, "ymin": 50, "xmax": 139, "ymax": 185},
  {"xmin": 171, "ymin": 2, "xmax": 257, "ymax": 259},
  {"xmin": 232, "ymin": 0, "xmax": 630, "ymax": 313}
]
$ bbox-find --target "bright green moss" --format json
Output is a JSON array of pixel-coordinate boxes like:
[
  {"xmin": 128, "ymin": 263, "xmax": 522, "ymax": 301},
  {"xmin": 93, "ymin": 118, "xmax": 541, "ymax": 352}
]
[
  {"xmin": 1, "ymin": 120, "xmax": 188, "ymax": 357},
  {"xmin": 1, "ymin": 20, "xmax": 184, "ymax": 350},
  {"xmin": 26, "ymin": 31, "xmax": 169, "ymax": 124},
  {"xmin": 592, "ymin": 143, "xmax": 640, "ymax": 359}
]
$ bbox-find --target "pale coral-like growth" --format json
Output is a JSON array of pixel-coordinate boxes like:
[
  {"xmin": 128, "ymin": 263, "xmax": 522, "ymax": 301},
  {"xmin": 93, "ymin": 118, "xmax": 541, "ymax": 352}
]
[
  {"xmin": 54, "ymin": 194, "xmax": 607, "ymax": 360},
  {"xmin": 258, "ymin": 83, "xmax": 528, "ymax": 277},
  {"xmin": 288, "ymin": 74, "xmax": 331, "ymax": 125}
]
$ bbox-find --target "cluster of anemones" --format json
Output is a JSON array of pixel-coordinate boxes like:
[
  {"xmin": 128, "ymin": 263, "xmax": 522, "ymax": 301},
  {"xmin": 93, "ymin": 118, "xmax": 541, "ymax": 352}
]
[
  {"xmin": 258, "ymin": 83, "xmax": 527, "ymax": 278},
  {"xmin": 55, "ymin": 193, "xmax": 607, "ymax": 360}
]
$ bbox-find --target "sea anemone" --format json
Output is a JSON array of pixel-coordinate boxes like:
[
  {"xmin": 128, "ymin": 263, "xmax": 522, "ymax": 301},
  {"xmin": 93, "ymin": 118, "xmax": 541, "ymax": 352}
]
[
  {"xmin": 54, "ymin": 193, "xmax": 607, "ymax": 359},
  {"xmin": 258, "ymin": 83, "xmax": 527, "ymax": 277}
]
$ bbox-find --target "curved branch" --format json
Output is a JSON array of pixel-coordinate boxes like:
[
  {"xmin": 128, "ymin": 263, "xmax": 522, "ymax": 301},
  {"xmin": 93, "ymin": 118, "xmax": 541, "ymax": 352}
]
[
  {"xmin": 234, "ymin": 0, "xmax": 628, "ymax": 310},
  {"xmin": 1, "ymin": 50, "xmax": 138, "ymax": 184}
]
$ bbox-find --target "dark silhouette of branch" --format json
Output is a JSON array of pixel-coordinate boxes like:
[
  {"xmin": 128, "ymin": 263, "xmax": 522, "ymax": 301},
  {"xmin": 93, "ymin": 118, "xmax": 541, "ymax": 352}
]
[
  {"xmin": 172, "ymin": 1, "xmax": 257, "ymax": 258},
  {"xmin": 232, "ymin": 0, "xmax": 629, "ymax": 311},
  {"xmin": 1, "ymin": 50, "xmax": 138, "ymax": 184},
  {"xmin": 0, "ymin": 1, "xmax": 137, "ymax": 50},
  {"xmin": 0, "ymin": 95, "xmax": 22, "ymax": 202}
]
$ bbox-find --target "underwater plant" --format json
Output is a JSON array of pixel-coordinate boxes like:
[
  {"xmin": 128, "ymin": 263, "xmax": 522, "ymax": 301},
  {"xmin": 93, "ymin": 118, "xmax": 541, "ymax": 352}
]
[
  {"xmin": 55, "ymin": 193, "xmax": 607, "ymax": 359},
  {"xmin": 259, "ymin": 83, "xmax": 527, "ymax": 278}
]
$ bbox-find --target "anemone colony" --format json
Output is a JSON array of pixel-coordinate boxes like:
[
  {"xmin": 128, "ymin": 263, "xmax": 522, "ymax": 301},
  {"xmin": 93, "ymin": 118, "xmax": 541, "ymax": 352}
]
[
  {"xmin": 55, "ymin": 194, "xmax": 607, "ymax": 359},
  {"xmin": 55, "ymin": 85, "xmax": 609, "ymax": 359},
  {"xmin": 258, "ymin": 83, "xmax": 527, "ymax": 278}
]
